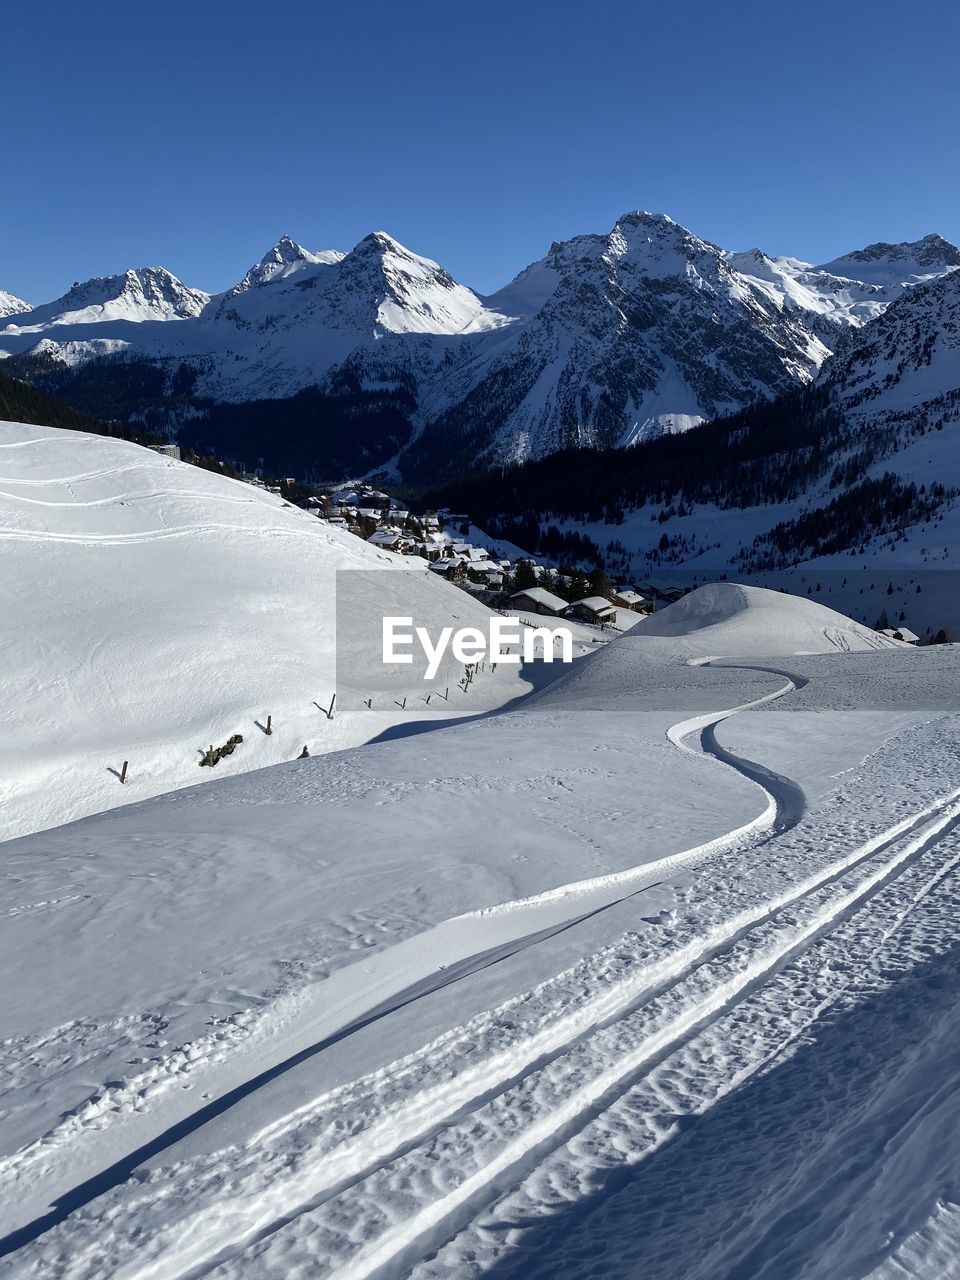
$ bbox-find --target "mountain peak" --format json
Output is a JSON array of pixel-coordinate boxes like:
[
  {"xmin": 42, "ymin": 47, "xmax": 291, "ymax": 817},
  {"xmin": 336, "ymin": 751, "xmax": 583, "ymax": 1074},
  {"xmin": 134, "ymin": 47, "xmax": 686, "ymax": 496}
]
[
  {"xmin": 0, "ymin": 289, "xmax": 31, "ymax": 319},
  {"xmin": 351, "ymin": 230, "xmax": 409, "ymax": 257},
  {"xmin": 615, "ymin": 210, "xmax": 678, "ymax": 229},
  {"xmin": 267, "ymin": 235, "xmax": 311, "ymax": 263},
  {"xmin": 23, "ymin": 267, "xmax": 212, "ymax": 324},
  {"xmin": 232, "ymin": 237, "xmax": 344, "ymax": 294}
]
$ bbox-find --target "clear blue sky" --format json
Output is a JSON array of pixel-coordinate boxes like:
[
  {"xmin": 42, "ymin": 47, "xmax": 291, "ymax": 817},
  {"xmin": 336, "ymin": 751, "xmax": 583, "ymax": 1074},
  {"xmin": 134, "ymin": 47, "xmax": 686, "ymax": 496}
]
[{"xmin": 4, "ymin": 0, "xmax": 958, "ymax": 302}]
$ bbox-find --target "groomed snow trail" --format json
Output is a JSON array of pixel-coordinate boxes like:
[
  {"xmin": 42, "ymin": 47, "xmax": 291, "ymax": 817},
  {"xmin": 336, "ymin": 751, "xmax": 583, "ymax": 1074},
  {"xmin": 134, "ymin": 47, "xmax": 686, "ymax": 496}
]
[
  {"xmin": 7, "ymin": 663, "xmax": 958, "ymax": 1280},
  {"xmin": 0, "ymin": 672, "xmax": 795, "ymax": 1255},
  {"xmin": 88, "ymin": 783, "xmax": 960, "ymax": 1280}
]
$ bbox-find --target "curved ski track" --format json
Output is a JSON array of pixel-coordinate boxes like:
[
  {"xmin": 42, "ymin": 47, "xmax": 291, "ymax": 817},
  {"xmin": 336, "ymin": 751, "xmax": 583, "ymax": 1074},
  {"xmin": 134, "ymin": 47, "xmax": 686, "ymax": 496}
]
[{"xmin": 6, "ymin": 661, "xmax": 952, "ymax": 1280}]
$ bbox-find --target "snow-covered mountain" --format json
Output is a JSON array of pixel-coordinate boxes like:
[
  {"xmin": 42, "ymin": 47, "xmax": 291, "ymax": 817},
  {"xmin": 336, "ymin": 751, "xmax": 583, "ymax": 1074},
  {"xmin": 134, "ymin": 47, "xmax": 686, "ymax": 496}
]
[
  {"xmin": 407, "ymin": 212, "xmax": 832, "ymax": 474},
  {"xmin": 1, "ymin": 217, "xmax": 958, "ymax": 480},
  {"xmin": 820, "ymin": 262, "xmax": 960, "ymax": 421},
  {"xmin": 228, "ymin": 235, "xmax": 346, "ymax": 294},
  {"xmin": 816, "ymin": 232, "xmax": 960, "ymax": 287},
  {"xmin": 0, "ymin": 290, "xmax": 30, "ymax": 319},
  {"xmin": 726, "ymin": 232, "xmax": 960, "ymax": 344},
  {"xmin": 5, "ymin": 267, "xmax": 210, "ymax": 329}
]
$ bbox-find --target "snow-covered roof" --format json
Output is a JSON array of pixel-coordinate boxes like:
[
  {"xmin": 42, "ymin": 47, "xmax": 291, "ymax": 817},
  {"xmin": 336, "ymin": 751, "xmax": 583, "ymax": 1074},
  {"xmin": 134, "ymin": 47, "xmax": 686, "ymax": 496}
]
[
  {"xmin": 613, "ymin": 589, "xmax": 646, "ymax": 604},
  {"xmin": 571, "ymin": 596, "xmax": 617, "ymax": 613},
  {"xmin": 511, "ymin": 587, "xmax": 569, "ymax": 613}
]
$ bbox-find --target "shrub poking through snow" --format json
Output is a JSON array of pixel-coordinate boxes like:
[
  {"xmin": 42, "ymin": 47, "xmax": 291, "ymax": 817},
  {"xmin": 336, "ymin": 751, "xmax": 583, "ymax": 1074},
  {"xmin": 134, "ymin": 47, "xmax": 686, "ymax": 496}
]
[{"xmin": 199, "ymin": 734, "xmax": 244, "ymax": 768}]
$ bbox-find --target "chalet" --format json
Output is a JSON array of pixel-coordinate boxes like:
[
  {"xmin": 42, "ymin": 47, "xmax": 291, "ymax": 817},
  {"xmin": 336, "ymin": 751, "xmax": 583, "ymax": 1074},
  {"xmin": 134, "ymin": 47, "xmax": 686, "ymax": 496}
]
[
  {"xmin": 467, "ymin": 562, "xmax": 503, "ymax": 586},
  {"xmin": 368, "ymin": 529, "xmax": 406, "ymax": 552},
  {"xmin": 611, "ymin": 587, "xmax": 647, "ymax": 612},
  {"xmin": 570, "ymin": 596, "xmax": 618, "ymax": 625},
  {"xmin": 881, "ymin": 627, "xmax": 920, "ymax": 645},
  {"xmin": 511, "ymin": 587, "xmax": 569, "ymax": 616},
  {"xmin": 411, "ymin": 541, "xmax": 443, "ymax": 561}
]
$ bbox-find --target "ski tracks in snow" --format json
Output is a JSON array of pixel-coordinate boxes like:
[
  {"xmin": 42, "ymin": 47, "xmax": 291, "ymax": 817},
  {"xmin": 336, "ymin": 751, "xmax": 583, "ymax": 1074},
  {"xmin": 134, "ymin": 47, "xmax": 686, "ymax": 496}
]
[
  {"xmin": 5, "ymin": 668, "xmax": 960, "ymax": 1277},
  {"xmin": 0, "ymin": 673, "xmax": 795, "ymax": 1252}
]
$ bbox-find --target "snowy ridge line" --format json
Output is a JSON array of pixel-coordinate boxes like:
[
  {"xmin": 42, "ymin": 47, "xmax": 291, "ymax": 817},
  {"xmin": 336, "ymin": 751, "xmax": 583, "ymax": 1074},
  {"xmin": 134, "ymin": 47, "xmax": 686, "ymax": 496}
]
[
  {"xmin": 300, "ymin": 800, "xmax": 960, "ymax": 1280},
  {"xmin": 82, "ymin": 788, "xmax": 960, "ymax": 1280}
]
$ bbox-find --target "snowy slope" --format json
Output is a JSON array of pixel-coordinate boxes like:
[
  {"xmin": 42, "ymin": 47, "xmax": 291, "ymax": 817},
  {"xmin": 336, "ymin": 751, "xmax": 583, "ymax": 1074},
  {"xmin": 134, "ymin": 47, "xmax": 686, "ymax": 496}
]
[
  {"xmin": 824, "ymin": 264, "xmax": 960, "ymax": 418},
  {"xmin": 0, "ymin": 421, "xmax": 534, "ymax": 840},
  {"xmin": 3, "ymin": 585, "xmax": 960, "ymax": 1277}
]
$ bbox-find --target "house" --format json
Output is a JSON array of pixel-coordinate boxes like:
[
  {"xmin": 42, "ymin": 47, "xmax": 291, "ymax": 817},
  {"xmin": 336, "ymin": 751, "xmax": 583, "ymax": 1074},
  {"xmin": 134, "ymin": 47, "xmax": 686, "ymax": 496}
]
[
  {"xmin": 611, "ymin": 587, "xmax": 647, "ymax": 611},
  {"xmin": 467, "ymin": 562, "xmax": 504, "ymax": 586},
  {"xmin": 510, "ymin": 587, "xmax": 569, "ymax": 616},
  {"xmin": 570, "ymin": 596, "xmax": 618, "ymax": 625},
  {"xmin": 149, "ymin": 443, "xmax": 181, "ymax": 460},
  {"xmin": 368, "ymin": 529, "xmax": 405, "ymax": 552},
  {"xmin": 411, "ymin": 541, "xmax": 443, "ymax": 561},
  {"xmin": 881, "ymin": 626, "xmax": 920, "ymax": 645}
]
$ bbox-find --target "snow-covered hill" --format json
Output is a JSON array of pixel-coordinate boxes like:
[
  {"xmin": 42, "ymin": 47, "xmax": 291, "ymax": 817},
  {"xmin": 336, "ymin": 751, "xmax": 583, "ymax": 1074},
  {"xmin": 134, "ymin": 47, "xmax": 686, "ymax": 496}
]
[
  {"xmin": 635, "ymin": 583, "xmax": 902, "ymax": 657},
  {"xmin": 0, "ymin": 421, "xmax": 532, "ymax": 840},
  {"xmin": 3, "ymin": 216, "xmax": 956, "ymax": 480}
]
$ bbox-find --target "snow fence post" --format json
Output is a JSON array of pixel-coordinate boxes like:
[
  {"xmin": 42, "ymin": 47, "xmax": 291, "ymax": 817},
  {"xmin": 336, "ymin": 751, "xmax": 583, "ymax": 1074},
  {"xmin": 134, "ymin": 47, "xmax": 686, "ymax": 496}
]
[{"xmin": 119, "ymin": 760, "xmax": 128, "ymax": 784}]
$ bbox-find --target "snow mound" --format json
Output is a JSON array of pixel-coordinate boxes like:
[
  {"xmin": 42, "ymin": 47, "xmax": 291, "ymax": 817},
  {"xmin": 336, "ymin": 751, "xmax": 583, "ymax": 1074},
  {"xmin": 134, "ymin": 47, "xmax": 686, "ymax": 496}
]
[
  {"xmin": 0, "ymin": 422, "xmax": 525, "ymax": 840},
  {"xmin": 639, "ymin": 583, "xmax": 903, "ymax": 657}
]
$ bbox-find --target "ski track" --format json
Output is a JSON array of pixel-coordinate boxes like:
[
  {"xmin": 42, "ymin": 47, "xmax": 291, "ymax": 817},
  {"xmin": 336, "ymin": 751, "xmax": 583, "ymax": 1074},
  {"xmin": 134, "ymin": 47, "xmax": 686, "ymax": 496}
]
[
  {"xmin": 0, "ymin": 670, "xmax": 794, "ymax": 1256},
  {"xmin": 4, "ymin": 667, "xmax": 959, "ymax": 1278},
  {"xmin": 68, "ymin": 784, "xmax": 960, "ymax": 1280}
]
